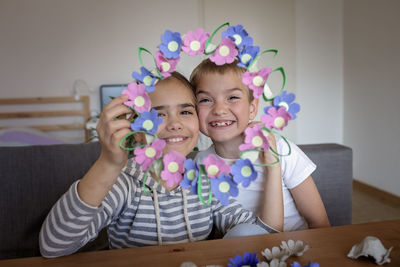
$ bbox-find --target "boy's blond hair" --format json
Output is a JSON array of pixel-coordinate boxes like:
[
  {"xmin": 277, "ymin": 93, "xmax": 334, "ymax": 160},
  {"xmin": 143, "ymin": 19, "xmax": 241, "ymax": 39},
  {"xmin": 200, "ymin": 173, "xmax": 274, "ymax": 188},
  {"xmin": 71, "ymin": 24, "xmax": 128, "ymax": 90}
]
[{"xmin": 190, "ymin": 59, "xmax": 254, "ymax": 101}]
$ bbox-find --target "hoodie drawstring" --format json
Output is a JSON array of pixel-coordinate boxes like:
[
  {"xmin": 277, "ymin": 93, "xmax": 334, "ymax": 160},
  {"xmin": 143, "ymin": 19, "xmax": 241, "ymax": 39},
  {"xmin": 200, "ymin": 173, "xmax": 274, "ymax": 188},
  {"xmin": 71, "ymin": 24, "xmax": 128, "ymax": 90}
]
[{"xmin": 152, "ymin": 188, "xmax": 194, "ymax": 245}]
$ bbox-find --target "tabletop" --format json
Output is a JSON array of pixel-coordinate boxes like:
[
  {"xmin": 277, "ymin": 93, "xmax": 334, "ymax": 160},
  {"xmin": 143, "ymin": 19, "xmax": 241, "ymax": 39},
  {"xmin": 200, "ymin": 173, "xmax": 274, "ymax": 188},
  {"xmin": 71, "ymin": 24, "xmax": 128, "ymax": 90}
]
[{"xmin": 1, "ymin": 220, "xmax": 399, "ymax": 267}]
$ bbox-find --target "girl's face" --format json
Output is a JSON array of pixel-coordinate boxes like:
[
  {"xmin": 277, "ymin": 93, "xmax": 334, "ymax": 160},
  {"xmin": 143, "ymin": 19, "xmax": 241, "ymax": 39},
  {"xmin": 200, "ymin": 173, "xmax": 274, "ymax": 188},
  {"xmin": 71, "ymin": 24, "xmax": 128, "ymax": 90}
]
[{"xmin": 149, "ymin": 77, "xmax": 199, "ymax": 157}]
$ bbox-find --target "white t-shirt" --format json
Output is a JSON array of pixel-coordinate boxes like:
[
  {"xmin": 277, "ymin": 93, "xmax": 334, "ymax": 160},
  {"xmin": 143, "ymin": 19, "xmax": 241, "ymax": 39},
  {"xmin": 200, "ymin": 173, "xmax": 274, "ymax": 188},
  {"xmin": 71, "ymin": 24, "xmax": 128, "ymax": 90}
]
[{"xmin": 194, "ymin": 136, "xmax": 316, "ymax": 231}]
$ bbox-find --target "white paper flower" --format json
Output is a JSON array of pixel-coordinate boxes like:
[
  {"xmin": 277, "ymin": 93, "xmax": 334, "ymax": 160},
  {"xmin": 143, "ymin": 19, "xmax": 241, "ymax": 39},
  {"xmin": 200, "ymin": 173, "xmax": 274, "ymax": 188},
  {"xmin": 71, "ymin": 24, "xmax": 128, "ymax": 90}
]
[
  {"xmin": 261, "ymin": 246, "xmax": 290, "ymax": 262},
  {"xmin": 347, "ymin": 236, "xmax": 393, "ymax": 265},
  {"xmin": 280, "ymin": 240, "xmax": 309, "ymax": 257},
  {"xmin": 257, "ymin": 259, "xmax": 287, "ymax": 267}
]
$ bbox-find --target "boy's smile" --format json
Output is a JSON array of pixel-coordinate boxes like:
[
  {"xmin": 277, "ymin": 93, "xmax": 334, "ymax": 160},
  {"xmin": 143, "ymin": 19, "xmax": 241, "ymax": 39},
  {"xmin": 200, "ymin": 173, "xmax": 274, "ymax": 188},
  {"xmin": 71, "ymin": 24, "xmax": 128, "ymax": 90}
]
[{"xmin": 196, "ymin": 70, "xmax": 258, "ymax": 150}]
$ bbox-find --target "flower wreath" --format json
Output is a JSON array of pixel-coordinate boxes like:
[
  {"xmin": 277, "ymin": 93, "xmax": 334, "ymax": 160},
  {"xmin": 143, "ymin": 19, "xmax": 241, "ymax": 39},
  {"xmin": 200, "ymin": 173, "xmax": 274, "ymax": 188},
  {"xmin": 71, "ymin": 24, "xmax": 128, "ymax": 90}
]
[{"xmin": 118, "ymin": 22, "xmax": 300, "ymax": 206}]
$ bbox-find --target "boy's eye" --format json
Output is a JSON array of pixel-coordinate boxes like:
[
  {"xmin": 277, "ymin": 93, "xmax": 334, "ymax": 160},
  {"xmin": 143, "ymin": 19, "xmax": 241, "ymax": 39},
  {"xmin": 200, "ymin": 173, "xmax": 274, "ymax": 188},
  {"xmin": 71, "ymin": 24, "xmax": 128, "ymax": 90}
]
[{"xmin": 198, "ymin": 98, "xmax": 211, "ymax": 104}]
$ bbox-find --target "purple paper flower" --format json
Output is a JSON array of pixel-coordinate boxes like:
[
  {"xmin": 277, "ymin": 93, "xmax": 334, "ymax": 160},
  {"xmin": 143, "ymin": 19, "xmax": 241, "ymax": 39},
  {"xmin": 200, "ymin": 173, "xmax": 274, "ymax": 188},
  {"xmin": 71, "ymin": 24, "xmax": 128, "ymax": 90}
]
[
  {"xmin": 132, "ymin": 66, "xmax": 157, "ymax": 92},
  {"xmin": 131, "ymin": 109, "xmax": 163, "ymax": 134},
  {"xmin": 261, "ymin": 107, "xmax": 292, "ymax": 130},
  {"xmin": 273, "ymin": 90, "xmax": 300, "ymax": 119},
  {"xmin": 237, "ymin": 45, "xmax": 260, "ymax": 68},
  {"xmin": 161, "ymin": 151, "xmax": 185, "ymax": 187},
  {"xmin": 242, "ymin": 67, "xmax": 273, "ymax": 99},
  {"xmin": 134, "ymin": 138, "xmax": 165, "ymax": 170},
  {"xmin": 158, "ymin": 30, "xmax": 182, "ymax": 59},
  {"xmin": 209, "ymin": 37, "xmax": 238, "ymax": 66},
  {"xmin": 210, "ymin": 173, "xmax": 238, "ymax": 206},
  {"xmin": 155, "ymin": 50, "xmax": 180, "ymax": 78},
  {"xmin": 291, "ymin": 262, "xmax": 319, "ymax": 267},
  {"xmin": 182, "ymin": 28, "xmax": 210, "ymax": 56},
  {"xmin": 231, "ymin": 159, "xmax": 257, "ymax": 188},
  {"xmin": 239, "ymin": 124, "xmax": 270, "ymax": 151},
  {"xmin": 222, "ymin": 24, "xmax": 253, "ymax": 50},
  {"xmin": 202, "ymin": 154, "xmax": 230, "ymax": 178},
  {"xmin": 228, "ymin": 252, "xmax": 259, "ymax": 267},
  {"xmin": 122, "ymin": 82, "xmax": 151, "ymax": 113},
  {"xmin": 180, "ymin": 159, "xmax": 199, "ymax": 194}
]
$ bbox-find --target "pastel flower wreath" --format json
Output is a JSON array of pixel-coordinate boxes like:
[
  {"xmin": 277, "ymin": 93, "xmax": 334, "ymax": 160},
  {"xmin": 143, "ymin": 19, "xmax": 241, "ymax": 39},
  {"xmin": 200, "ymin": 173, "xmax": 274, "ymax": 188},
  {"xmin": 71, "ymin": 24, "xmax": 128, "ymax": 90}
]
[{"xmin": 118, "ymin": 22, "xmax": 300, "ymax": 206}]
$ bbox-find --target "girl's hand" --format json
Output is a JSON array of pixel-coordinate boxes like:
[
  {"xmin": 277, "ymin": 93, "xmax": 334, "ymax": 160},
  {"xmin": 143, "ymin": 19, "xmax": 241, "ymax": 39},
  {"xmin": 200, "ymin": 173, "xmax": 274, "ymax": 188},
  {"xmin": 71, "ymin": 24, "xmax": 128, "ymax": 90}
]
[{"xmin": 96, "ymin": 94, "xmax": 132, "ymax": 170}]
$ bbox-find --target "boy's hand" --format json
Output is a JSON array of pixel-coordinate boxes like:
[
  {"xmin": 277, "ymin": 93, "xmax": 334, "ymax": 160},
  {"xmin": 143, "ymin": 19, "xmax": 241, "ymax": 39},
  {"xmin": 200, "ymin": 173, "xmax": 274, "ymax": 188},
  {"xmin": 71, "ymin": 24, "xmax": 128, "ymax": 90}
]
[{"xmin": 96, "ymin": 94, "xmax": 132, "ymax": 170}]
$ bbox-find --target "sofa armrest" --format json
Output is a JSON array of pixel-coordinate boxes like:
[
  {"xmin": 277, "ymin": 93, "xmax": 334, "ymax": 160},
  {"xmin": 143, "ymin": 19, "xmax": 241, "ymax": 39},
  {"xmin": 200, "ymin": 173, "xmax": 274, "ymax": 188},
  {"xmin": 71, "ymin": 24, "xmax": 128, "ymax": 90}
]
[{"xmin": 299, "ymin": 143, "xmax": 353, "ymax": 226}]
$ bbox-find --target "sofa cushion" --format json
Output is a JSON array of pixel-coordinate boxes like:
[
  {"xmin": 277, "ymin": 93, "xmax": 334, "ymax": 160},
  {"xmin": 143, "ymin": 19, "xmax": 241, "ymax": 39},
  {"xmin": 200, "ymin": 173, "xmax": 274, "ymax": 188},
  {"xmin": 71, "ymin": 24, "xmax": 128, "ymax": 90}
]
[{"xmin": 0, "ymin": 142, "xmax": 102, "ymax": 260}]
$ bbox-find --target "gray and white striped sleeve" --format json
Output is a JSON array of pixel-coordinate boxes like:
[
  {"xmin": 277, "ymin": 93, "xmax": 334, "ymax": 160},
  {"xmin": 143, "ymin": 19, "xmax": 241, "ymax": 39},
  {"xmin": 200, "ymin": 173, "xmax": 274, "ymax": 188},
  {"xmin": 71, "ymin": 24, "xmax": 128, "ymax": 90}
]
[
  {"xmin": 39, "ymin": 172, "xmax": 134, "ymax": 258},
  {"xmin": 212, "ymin": 198, "xmax": 278, "ymax": 235}
]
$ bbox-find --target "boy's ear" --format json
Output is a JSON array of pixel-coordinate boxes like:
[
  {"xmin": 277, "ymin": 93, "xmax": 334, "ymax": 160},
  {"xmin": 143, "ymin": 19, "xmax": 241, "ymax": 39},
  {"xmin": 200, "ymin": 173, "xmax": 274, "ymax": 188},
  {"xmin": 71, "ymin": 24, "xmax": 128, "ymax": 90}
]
[{"xmin": 249, "ymin": 98, "xmax": 259, "ymax": 120}]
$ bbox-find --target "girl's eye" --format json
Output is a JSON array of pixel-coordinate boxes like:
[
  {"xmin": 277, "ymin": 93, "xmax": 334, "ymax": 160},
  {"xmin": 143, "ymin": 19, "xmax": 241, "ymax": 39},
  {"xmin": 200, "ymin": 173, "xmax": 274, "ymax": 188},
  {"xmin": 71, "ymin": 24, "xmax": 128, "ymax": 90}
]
[
  {"xmin": 181, "ymin": 110, "xmax": 193, "ymax": 115},
  {"xmin": 228, "ymin": 96, "xmax": 240, "ymax": 101},
  {"xmin": 157, "ymin": 112, "xmax": 166, "ymax": 118}
]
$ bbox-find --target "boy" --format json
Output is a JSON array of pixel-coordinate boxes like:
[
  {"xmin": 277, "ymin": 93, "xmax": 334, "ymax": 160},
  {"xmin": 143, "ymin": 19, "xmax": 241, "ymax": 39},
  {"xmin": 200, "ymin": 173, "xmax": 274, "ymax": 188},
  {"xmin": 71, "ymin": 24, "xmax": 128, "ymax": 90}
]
[{"xmin": 191, "ymin": 59, "xmax": 330, "ymax": 231}]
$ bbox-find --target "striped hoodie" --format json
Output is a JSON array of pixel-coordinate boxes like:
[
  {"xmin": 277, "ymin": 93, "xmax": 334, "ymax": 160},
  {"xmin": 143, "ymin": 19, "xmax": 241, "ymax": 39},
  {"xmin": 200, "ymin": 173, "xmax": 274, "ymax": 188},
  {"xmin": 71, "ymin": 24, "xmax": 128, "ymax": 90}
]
[{"xmin": 39, "ymin": 159, "xmax": 276, "ymax": 258}]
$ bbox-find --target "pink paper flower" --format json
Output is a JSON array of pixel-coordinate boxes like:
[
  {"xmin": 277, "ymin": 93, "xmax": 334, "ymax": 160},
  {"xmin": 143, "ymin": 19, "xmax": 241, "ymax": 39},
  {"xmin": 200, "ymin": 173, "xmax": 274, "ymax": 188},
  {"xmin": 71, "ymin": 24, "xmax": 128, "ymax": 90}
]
[
  {"xmin": 161, "ymin": 151, "xmax": 186, "ymax": 187},
  {"xmin": 261, "ymin": 107, "xmax": 292, "ymax": 130},
  {"xmin": 155, "ymin": 50, "xmax": 180, "ymax": 78},
  {"xmin": 122, "ymin": 82, "xmax": 151, "ymax": 113},
  {"xmin": 202, "ymin": 154, "xmax": 230, "ymax": 178},
  {"xmin": 242, "ymin": 67, "xmax": 273, "ymax": 99},
  {"xmin": 182, "ymin": 28, "xmax": 210, "ymax": 56},
  {"xmin": 209, "ymin": 37, "xmax": 238, "ymax": 66},
  {"xmin": 239, "ymin": 124, "xmax": 270, "ymax": 151},
  {"xmin": 134, "ymin": 138, "xmax": 166, "ymax": 170}
]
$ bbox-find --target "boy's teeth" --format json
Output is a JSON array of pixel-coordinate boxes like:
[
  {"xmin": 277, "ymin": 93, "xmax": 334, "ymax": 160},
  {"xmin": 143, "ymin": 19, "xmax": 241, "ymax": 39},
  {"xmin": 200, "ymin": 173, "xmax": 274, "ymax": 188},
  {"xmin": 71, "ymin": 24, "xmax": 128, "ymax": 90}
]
[
  {"xmin": 211, "ymin": 121, "xmax": 233, "ymax": 127},
  {"xmin": 167, "ymin": 137, "xmax": 184, "ymax": 143}
]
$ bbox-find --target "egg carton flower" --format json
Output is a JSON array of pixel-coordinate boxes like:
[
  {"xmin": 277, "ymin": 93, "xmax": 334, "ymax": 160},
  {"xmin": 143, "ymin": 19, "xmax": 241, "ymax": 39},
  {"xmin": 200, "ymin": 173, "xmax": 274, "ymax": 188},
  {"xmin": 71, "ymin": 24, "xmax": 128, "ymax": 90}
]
[
  {"xmin": 210, "ymin": 173, "xmax": 238, "ymax": 206},
  {"xmin": 180, "ymin": 159, "xmax": 199, "ymax": 194},
  {"xmin": 159, "ymin": 30, "xmax": 182, "ymax": 59},
  {"xmin": 242, "ymin": 67, "xmax": 273, "ymax": 99},
  {"xmin": 238, "ymin": 45, "xmax": 260, "ymax": 68},
  {"xmin": 134, "ymin": 138, "xmax": 165, "ymax": 171},
  {"xmin": 261, "ymin": 107, "xmax": 292, "ymax": 130},
  {"xmin": 231, "ymin": 159, "xmax": 257, "ymax": 188},
  {"xmin": 161, "ymin": 151, "xmax": 186, "ymax": 188},
  {"xmin": 202, "ymin": 154, "xmax": 230, "ymax": 178},
  {"xmin": 228, "ymin": 252, "xmax": 259, "ymax": 267},
  {"xmin": 209, "ymin": 37, "xmax": 238, "ymax": 66},
  {"xmin": 291, "ymin": 262, "xmax": 319, "ymax": 267},
  {"xmin": 155, "ymin": 50, "xmax": 180, "ymax": 78},
  {"xmin": 122, "ymin": 82, "xmax": 151, "ymax": 113},
  {"xmin": 222, "ymin": 24, "xmax": 253, "ymax": 50},
  {"xmin": 272, "ymin": 90, "xmax": 300, "ymax": 119},
  {"xmin": 280, "ymin": 240, "xmax": 310, "ymax": 257},
  {"xmin": 261, "ymin": 246, "xmax": 290, "ymax": 262},
  {"xmin": 132, "ymin": 66, "xmax": 157, "ymax": 93},
  {"xmin": 130, "ymin": 109, "xmax": 163, "ymax": 135},
  {"xmin": 182, "ymin": 28, "xmax": 210, "ymax": 56},
  {"xmin": 239, "ymin": 124, "xmax": 270, "ymax": 152},
  {"xmin": 257, "ymin": 259, "xmax": 287, "ymax": 267}
]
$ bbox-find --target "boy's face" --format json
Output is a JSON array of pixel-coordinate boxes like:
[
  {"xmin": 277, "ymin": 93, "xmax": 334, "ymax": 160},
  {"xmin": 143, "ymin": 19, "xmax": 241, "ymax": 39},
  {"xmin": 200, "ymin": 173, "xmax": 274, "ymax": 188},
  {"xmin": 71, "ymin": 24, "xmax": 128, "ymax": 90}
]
[
  {"xmin": 195, "ymin": 70, "xmax": 258, "ymax": 145},
  {"xmin": 149, "ymin": 78, "xmax": 199, "ymax": 157}
]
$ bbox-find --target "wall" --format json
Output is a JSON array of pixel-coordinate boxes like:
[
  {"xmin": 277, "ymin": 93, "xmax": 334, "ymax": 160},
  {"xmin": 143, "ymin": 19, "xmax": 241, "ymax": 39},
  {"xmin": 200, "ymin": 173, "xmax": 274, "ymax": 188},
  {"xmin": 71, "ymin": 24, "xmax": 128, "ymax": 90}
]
[
  {"xmin": 295, "ymin": 0, "xmax": 343, "ymax": 144},
  {"xmin": 343, "ymin": 0, "xmax": 400, "ymax": 196}
]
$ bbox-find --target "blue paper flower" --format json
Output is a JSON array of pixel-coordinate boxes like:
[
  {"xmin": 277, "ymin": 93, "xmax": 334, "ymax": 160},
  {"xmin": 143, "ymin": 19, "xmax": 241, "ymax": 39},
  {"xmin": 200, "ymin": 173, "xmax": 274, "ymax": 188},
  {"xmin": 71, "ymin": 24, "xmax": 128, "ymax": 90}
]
[
  {"xmin": 130, "ymin": 109, "xmax": 162, "ymax": 135},
  {"xmin": 231, "ymin": 159, "xmax": 257, "ymax": 188},
  {"xmin": 291, "ymin": 262, "xmax": 319, "ymax": 267},
  {"xmin": 132, "ymin": 66, "xmax": 157, "ymax": 92},
  {"xmin": 159, "ymin": 30, "xmax": 182, "ymax": 59},
  {"xmin": 210, "ymin": 173, "xmax": 238, "ymax": 206},
  {"xmin": 237, "ymin": 45, "xmax": 260, "ymax": 68},
  {"xmin": 228, "ymin": 252, "xmax": 259, "ymax": 267},
  {"xmin": 273, "ymin": 90, "xmax": 300, "ymax": 119},
  {"xmin": 180, "ymin": 159, "xmax": 199, "ymax": 194},
  {"xmin": 222, "ymin": 24, "xmax": 253, "ymax": 50}
]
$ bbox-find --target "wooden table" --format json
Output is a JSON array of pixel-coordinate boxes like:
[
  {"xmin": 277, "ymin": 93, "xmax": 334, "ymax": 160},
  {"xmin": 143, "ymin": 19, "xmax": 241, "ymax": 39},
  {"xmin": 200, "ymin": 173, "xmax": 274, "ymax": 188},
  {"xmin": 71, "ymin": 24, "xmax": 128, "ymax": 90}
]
[{"xmin": 1, "ymin": 220, "xmax": 399, "ymax": 267}]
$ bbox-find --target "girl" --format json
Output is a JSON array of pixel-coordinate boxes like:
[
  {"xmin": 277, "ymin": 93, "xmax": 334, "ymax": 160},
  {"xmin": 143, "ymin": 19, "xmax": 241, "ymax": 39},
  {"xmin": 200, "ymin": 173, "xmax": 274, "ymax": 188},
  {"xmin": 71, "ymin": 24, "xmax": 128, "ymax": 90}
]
[{"xmin": 39, "ymin": 72, "xmax": 279, "ymax": 258}]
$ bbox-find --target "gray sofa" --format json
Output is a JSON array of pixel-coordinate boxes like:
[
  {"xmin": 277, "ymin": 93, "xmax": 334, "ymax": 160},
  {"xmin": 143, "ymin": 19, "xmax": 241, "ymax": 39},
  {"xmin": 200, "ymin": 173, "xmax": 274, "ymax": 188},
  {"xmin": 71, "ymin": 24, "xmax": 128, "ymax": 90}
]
[{"xmin": 0, "ymin": 142, "xmax": 352, "ymax": 260}]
